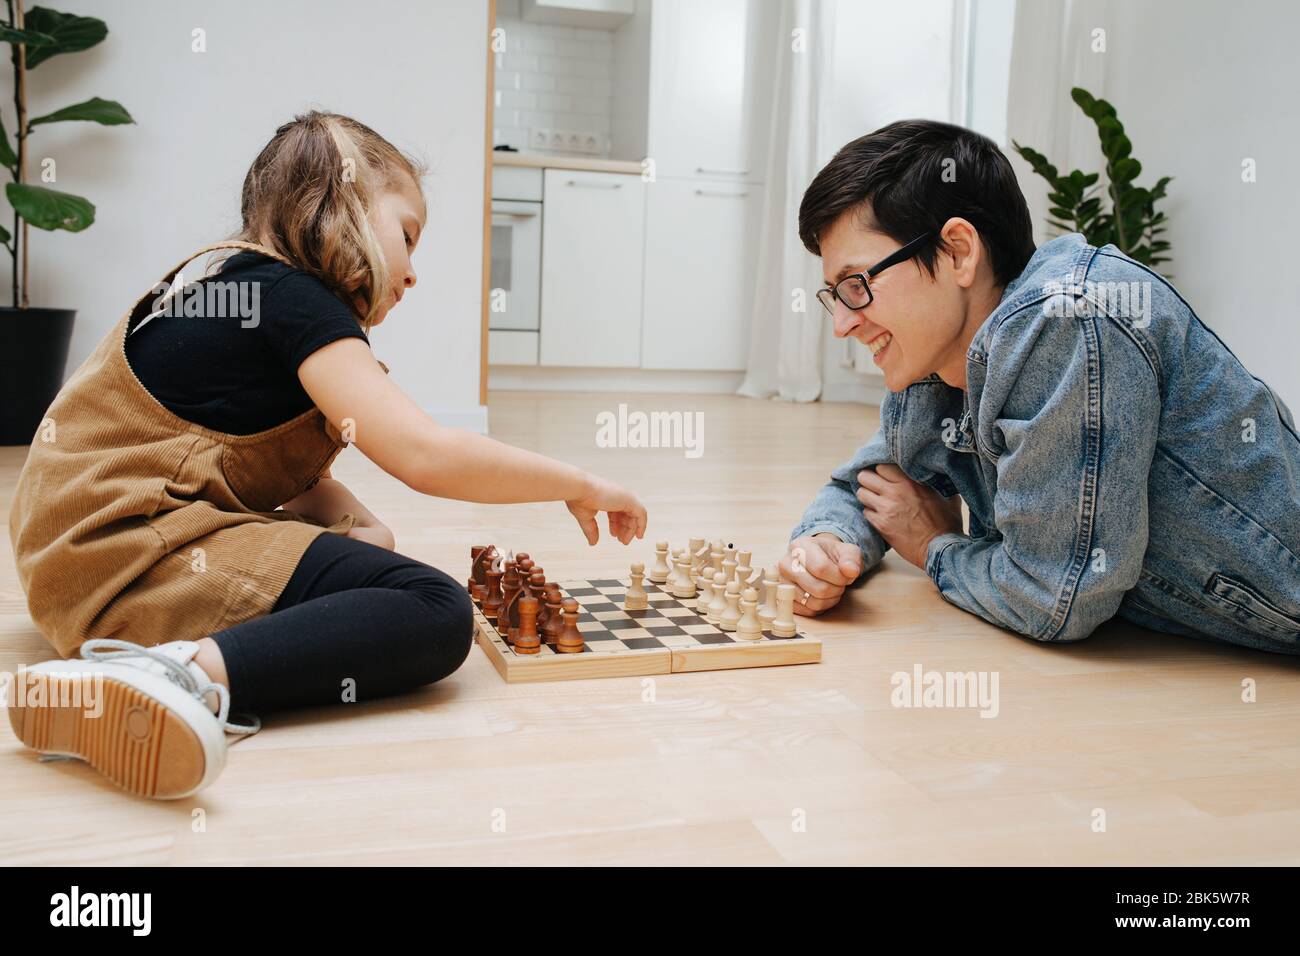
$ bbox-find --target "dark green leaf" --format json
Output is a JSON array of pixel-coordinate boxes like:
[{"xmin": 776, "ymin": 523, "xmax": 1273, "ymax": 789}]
[
  {"xmin": 0, "ymin": 24, "xmax": 57, "ymax": 47},
  {"xmin": 0, "ymin": 114, "xmax": 15, "ymax": 168},
  {"xmin": 0, "ymin": 222, "xmax": 10, "ymax": 245},
  {"xmin": 22, "ymin": 7, "xmax": 107, "ymax": 68},
  {"xmin": 29, "ymin": 96, "xmax": 134, "ymax": 128},
  {"xmin": 5, "ymin": 182, "xmax": 95, "ymax": 231}
]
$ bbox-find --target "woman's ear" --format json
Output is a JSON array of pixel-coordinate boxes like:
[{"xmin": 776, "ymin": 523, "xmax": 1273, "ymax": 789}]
[{"xmin": 939, "ymin": 217, "xmax": 982, "ymax": 289}]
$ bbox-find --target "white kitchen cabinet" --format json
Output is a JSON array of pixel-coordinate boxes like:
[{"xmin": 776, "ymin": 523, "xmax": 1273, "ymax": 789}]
[
  {"xmin": 644, "ymin": 0, "xmax": 774, "ymax": 184},
  {"xmin": 539, "ymin": 169, "xmax": 646, "ymax": 368},
  {"xmin": 640, "ymin": 178, "xmax": 761, "ymax": 371}
]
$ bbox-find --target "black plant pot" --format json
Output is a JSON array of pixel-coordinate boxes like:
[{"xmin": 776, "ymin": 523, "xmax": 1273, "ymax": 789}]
[{"xmin": 0, "ymin": 306, "xmax": 76, "ymax": 446}]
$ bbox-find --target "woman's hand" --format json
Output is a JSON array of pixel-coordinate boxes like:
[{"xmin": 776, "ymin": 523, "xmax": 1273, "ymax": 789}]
[
  {"xmin": 565, "ymin": 475, "xmax": 648, "ymax": 546},
  {"xmin": 855, "ymin": 463, "xmax": 963, "ymax": 569},
  {"xmin": 780, "ymin": 532, "xmax": 864, "ymax": 617}
]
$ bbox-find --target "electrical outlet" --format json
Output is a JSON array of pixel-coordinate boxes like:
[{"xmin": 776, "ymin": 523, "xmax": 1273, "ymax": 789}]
[{"xmin": 530, "ymin": 128, "xmax": 550, "ymax": 149}]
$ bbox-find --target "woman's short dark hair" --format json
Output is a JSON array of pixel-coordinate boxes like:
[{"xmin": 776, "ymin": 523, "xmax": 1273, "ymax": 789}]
[{"xmin": 798, "ymin": 120, "xmax": 1036, "ymax": 287}]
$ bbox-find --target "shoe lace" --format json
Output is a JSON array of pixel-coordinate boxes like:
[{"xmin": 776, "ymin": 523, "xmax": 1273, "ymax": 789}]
[{"xmin": 79, "ymin": 639, "xmax": 262, "ymax": 737}]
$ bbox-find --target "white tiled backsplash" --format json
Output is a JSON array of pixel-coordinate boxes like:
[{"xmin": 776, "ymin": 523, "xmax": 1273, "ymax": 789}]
[{"xmin": 493, "ymin": 16, "xmax": 614, "ymax": 156}]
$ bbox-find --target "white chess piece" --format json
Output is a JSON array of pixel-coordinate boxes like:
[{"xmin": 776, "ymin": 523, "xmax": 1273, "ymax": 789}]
[
  {"xmin": 696, "ymin": 568, "xmax": 715, "ymax": 614},
  {"xmin": 722, "ymin": 551, "xmax": 737, "ymax": 585},
  {"xmin": 707, "ymin": 571, "xmax": 727, "ymax": 625},
  {"xmin": 672, "ymin": 551, "xmax": 697, "ymax": 599},
  {"xmin": 771, "ymin": 583, "xmax": 798, "ymax": 637},
  {"xmin": 736, "ymin": 587, "xmax": 762, "ymax": 641},
  {"xmin": 719, "ymin": 580, "xmax": 742, "ymax": 631},
  {"xmin": 757, "ymin": 567, "xmax": 778, "ymax": 632},
  {"xmin": 649, "ymin": 541, "xmax": 671, "ymax": 584},
  {"xmin": 624, "ymin": 562, "xmax": 648, "ymax": 611}
]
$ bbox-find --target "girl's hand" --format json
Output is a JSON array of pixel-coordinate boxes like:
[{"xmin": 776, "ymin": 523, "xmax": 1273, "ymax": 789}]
[
  {"xmin": 346, "ymin": 522, "xmax": 396, "ymax": 550},
  {"xmin": 565, "ymin": 475, "xmax": 648, "ymax": 546},
  {"xmin": 855, "ymin": 463, "xmax": 963, "ymax": 569}
]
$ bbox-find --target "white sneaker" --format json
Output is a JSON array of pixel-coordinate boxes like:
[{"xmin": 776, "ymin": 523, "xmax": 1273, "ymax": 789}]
[{"xmin": 4, "ymin": 639, "xmax": 260, "ymax": 800}]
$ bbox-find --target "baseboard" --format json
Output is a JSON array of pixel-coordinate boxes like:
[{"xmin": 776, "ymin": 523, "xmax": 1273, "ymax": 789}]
[
  {"xmin": 488, "ymin": 366, "xmax": 746, "ymax": 394},
  {"xmin": 822, "ymin": 379, "xmax": 888, "ymax": 406}
]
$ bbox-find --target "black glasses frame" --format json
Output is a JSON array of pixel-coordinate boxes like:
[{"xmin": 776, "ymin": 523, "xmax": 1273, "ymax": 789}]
[{"xmin": 816, "ymin": 233, "xmax": 932, "ymax": 315}]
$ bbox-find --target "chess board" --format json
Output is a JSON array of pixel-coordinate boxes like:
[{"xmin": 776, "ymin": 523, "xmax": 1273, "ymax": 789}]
[{"xmin": 472, "ymin": 578, "xmax": 821, "ymax": 683}]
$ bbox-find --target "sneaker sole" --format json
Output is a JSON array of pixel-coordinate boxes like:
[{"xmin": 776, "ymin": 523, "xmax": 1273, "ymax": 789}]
[{"xmin": 7, "ymin": 671, "xmax": 216, "ymax": 799}]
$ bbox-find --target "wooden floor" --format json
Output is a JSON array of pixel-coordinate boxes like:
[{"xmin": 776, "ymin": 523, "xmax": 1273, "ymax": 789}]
[{"xmin": 2, "ymin": 390, "xmax": 1299, "ymax": 865}]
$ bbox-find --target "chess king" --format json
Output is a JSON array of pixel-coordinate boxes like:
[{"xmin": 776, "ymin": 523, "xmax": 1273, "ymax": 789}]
[{"xmin": 781, "ymin": 119, "xmax": 1300, "ymax": 655}]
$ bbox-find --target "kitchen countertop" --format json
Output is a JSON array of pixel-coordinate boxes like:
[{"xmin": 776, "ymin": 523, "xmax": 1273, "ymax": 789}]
[{"xmin": 492, "ymin": 151, "xmax": 645, "ymax": 175}]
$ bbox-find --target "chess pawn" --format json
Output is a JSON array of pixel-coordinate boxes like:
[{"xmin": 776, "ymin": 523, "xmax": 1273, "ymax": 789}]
[
  {"xmin": 672, "ymin": 552, "xmax": 697, "ymax": 599},
  {"xmin": 707, "ymin": 571, "xmax": 727, "ymax": 625},
  {"xmin": 736, "ymin": 587, "xmax": 762, "ymax": 641},
  {"xmin": 557, "ymin": 598, "xmax": 584, "ymax": 654},
  {"xmin": 696, "ymin": 569, "xmax": 715, "ymax": 616},
  {"xmin": 719, "ymin": 579, "xmax": 742, "ymax": 632},
  {"xmin": 625, "ymin": 562, "xmax": 649, "ymax": 611},
  {"xmin": 470, "ymin": 582, "xmax": 486, "ymax": 607},
  {"xmin": 771, "ymin": 583, "xmax": 798, "ymax": 638},
  {"xmin": 649, "ymin": 541, "xmax": 671, "ymax": 584},
  {"xmin": 514, "ymin": 595, "xmax": 541, "ymax": 654},
  {"xmin": 543, "ymin": 585, "xmax": 565, "ymax": 644},
  {"xmin": 757, "ymin": 567, "xmax": 779, "ymax": 632},
  {"xmin": 528, "ymin": 570, "xmax": 549, "ymax": 630}
]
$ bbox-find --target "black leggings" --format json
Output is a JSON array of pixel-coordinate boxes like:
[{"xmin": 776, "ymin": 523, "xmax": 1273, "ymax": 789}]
[{"xmin": 209, "ymin": 531, "xmax": 474, "ymax": 716}]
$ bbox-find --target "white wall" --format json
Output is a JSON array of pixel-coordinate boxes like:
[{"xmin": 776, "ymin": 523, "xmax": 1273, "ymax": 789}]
[
  {"xmin": 819, "ymin": 0, "xmax": 957, "ymax": 404},
  {"xmin": 1005, "ymin": 0, "xmax": 1300, "ymax": 413},
  {"xmin": 1102, "ymin": 0, "xmax": 1299, "ymax": 413},
  {"xmin": 10, "ymin": 0, "xmax": 488, "ymax": 429}
]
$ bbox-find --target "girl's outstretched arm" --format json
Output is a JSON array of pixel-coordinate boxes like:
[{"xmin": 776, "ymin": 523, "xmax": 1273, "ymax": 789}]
[{"xmin": 297, "ymin": 337, "xmax": 647, "ymax": 545}]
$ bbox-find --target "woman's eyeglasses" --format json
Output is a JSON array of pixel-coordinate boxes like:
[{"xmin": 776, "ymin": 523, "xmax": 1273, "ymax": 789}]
[{"xmin": 815, "ymin": 233, "xmax": 932, "ymax": 315}]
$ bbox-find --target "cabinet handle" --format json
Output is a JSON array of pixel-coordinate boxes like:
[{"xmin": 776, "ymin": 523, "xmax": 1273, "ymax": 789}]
[
  {"xmin": 696, "ymin": 166, "xmax": 749, "ymax": 176},
  {"xmin": 566, "ymin": 180, "xmax": 623, "ymax": 189},
  {"xmin": 695, "ymin": 188, "xmax": 750, "ymax": 198}
]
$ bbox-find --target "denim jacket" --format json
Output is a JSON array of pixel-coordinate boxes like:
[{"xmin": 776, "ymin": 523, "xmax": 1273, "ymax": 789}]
[{"xmin": 792, "ymin": 233, "xmax": 1300, "ymax": 653}]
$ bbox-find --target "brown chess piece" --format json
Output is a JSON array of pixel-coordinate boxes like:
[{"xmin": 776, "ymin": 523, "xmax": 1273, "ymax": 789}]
[
  {"xmin": 468, "ymin": 545, "xmax": 486, "ymax": 592},
  {"xmin": 468, "ymin": 545, "xmax": 497, "ymax": 604},
  {"xmin": 483, "ymin": 562, "xmax": 504, "ymax": 624},
  {"xmin": 543, "ymin": 585, "xmax": 564, "ymax": 644},
  {"xmin": 514, "ymin": 595, "xmax": 541, "ymax": 655},
  {"xmin": 528, "ymin": 569, "xmax": 549, "ymax": 630},
  {"xmin": 557, "ymin": 598, "xmax": 584, "ymax": 654}
]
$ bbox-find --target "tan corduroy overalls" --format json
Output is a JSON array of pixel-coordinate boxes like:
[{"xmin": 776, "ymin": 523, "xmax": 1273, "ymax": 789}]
[{"xmin": 8, "ymin": 240, "xmax": 386, "ymax": 659}]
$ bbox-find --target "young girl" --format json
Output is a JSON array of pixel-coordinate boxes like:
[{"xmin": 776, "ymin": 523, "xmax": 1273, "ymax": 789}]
[{"xmin": 5, "ymin": 111, "xmax": 647, "ymax": 800}]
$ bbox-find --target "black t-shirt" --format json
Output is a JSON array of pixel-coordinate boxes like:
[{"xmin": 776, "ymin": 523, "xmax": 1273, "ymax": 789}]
[{"xmin": 125, "ymin": 250, "xmax": 369, "ymax": 435}]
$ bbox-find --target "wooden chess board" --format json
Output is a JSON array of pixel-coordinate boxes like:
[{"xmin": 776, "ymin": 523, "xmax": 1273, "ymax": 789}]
[{"xmin": 472, "ymin": 577, "xmax": 821, "ymax": 683}]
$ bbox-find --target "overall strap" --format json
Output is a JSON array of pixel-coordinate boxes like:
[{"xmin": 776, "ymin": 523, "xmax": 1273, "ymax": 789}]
[{"xmin": 126, "ymin": 240, "xmax": 297, "ymax": 337}]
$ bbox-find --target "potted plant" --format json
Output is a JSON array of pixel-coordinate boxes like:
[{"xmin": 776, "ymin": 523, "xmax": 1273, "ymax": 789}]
[
  {"xmin": 1012, "ymin": 88, "xmax": 1172, "ymax": 275},
  {"xmin": 0, "ymin": 2, "xmax": 133, "ymax": 444}
]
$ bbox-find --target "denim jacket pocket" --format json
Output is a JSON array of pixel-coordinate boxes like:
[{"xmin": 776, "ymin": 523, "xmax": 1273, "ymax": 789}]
[{"xmin": 1203, "ymin": 572, "xmax": 1300, "ymax": 636}]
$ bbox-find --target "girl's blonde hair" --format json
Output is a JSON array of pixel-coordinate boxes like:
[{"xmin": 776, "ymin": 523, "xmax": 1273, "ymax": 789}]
[{"xmin": 234, "ymin": 111, "xmax": 426, "ymax": 332}]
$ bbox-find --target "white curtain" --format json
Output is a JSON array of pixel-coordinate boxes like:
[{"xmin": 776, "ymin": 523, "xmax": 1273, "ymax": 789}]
[{"xmin": 737, "ymin": 0, "xmax": 836, "ymax": 402}]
